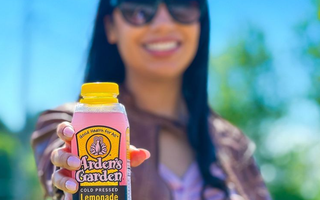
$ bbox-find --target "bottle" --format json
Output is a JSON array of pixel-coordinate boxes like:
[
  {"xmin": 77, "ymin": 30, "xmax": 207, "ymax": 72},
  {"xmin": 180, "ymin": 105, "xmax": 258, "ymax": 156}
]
[{"xmin": 71, "ymin": 82, "xmax": 131, "ymax": 200}]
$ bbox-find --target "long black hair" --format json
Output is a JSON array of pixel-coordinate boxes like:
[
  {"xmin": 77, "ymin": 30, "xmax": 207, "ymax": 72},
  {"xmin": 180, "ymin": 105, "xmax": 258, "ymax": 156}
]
[{"xmin": 85, "ymin": 0, "xmax": 229, "ymax": 198}]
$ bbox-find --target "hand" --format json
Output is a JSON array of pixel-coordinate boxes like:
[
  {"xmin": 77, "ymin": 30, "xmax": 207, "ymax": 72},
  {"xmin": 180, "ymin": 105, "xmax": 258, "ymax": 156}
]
[{"xmin": 51, "ymin": 122, "xmax": 150, "ymax": 200}]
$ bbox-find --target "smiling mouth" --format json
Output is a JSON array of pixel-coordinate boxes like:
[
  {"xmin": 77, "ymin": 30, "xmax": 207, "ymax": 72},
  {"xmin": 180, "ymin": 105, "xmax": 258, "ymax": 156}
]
[{"xmin": 143, "ymin": 41, "xmax": 181, "ymax": 52}]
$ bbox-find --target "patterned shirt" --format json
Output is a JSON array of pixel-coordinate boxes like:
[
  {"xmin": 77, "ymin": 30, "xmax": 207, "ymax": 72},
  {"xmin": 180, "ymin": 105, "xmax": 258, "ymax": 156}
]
[{"xmin": 159, "ymin": 161, "xmax": 245, "ymax": 200}]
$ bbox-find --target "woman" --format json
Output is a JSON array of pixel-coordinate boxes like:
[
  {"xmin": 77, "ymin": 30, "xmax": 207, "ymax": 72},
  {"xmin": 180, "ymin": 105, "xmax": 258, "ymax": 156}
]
[{"xmin": 31, "ymin": 0, "xmax": 271, "ymax": 200}]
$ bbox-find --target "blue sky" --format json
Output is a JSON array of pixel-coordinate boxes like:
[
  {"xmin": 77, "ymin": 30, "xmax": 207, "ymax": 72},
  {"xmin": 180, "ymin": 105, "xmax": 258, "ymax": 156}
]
[{"xmin": 0, "ymin": 0, "xmax": 317, "ymax": 132}]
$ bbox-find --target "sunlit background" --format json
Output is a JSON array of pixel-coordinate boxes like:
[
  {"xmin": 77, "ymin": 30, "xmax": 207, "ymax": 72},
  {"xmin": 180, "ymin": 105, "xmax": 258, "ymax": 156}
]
[{"xmin": 0, "ymin": 0, "xmax": 319, "ymax": 199}]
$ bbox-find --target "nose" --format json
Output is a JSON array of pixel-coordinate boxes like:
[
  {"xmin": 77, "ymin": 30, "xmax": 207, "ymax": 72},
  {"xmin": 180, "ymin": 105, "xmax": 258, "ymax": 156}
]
[{"xmin": 149, "ymin": 3, "xmax": 175, "ymax": 30}]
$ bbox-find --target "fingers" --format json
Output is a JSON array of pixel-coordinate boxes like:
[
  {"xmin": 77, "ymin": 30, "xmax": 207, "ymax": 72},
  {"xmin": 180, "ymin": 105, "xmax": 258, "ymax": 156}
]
[
  {"xmin": 52, "ymin": 168, "xmax": 78, "ymax": 194},
  {"xmin": 51, "ymin": 147, "xmax": 81, "ymax": 170},
  {"xmin": 130, "ymin": 145, "xmax": 151, "ymax": 167},
  {"xmin": 64, "ymin": 192, "xmax": 73, "ymax": 200},
  {"xmin": 57, "ymin": 122, "xmax": 75, "ymax": 143}
]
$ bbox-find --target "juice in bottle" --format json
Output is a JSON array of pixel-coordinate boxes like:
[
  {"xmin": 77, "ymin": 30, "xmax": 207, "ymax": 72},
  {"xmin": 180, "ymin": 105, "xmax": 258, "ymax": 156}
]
[{"xmin": 71, "ymin": 82, "xmax": 131, "ymax": 200}]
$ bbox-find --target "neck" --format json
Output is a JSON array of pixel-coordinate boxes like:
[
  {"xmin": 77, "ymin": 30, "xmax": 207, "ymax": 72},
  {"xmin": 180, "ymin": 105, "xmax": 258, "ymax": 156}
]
[{"xmin": 125, "ymin": 73, "xmax": 185, "ymax": 120}]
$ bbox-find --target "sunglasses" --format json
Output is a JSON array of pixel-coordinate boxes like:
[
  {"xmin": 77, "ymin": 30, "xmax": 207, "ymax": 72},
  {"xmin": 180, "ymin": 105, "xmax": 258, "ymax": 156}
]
[{"xmin": 110, "ymin": 0, "xmax": 204, "ymax": 26}]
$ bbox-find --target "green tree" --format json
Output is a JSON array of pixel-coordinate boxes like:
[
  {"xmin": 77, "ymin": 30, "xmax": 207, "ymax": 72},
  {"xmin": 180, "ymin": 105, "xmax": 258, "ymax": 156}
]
[
  {"xmin": 209, "ymin": 23, "xmax": 320, "ymax": 200},
  {"xmin": 0, "ymin": 123, "xmax": 17, "ymax": 199},
  {"xmin": 297, "ymin": 0, "xmax": 320, "ymax": 105}
]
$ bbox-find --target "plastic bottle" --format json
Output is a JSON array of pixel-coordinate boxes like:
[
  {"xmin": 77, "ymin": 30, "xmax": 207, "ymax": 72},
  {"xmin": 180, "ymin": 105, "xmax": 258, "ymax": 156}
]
[{"xmin": 71, "ymin": 82, "xmax": 131, "ymax": 200}]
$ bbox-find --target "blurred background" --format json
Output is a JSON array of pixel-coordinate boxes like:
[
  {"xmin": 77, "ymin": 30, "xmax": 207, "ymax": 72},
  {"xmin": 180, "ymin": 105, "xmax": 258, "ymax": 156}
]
[{"xmin": 0, "ymin": 0, "xmax": 319, "ymax": 199}]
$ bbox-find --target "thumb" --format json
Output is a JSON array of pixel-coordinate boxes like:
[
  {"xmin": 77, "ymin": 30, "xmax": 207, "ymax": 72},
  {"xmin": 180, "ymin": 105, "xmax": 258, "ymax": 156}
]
[{"xmin": 129, "ymin": 145, "xmax": 151, "ymax": 167}]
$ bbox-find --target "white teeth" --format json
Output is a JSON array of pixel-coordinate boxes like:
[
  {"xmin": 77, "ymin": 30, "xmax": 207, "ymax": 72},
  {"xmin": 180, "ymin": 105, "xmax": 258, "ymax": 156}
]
[{"xmin": 145, "ymin": 41, "xmax": 178, "ymax": 51}]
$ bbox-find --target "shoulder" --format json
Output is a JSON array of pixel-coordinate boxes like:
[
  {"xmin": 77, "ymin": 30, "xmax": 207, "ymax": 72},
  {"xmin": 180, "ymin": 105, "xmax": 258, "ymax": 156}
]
[
  {"xmin": 208, "ymin": 109, "xmax": 256, "ymax": 166},
  {"xmin": 50, "ymin": 102, "xmax": 77, "ymax": 113},
  {"xmin": 35, "ymin": 102, "xmax": 77, "ymax": 130},
  {"xmin": 42, "ymin": 102, "xmax": 76, "ymax": 118},
  {"xmin": 31, "ymin": 102, "xmax": 77, "ymax": 147}
]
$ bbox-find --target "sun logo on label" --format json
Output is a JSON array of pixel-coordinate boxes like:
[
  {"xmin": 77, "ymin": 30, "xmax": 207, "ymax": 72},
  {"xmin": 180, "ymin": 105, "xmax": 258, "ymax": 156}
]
[
  {"xmin": 86, "ymin": 134, "xmax": 111, "ymax": 159},
  {"xmin": 90, "ymin": 136, "xmax": 107, "ymax": 155}
]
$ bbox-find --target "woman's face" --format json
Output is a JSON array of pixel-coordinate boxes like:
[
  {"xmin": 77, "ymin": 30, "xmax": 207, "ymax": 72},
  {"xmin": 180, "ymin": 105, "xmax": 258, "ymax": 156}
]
[{"xmin": 104, "ymin": 3, "xmax": 200, "ymax": 81}]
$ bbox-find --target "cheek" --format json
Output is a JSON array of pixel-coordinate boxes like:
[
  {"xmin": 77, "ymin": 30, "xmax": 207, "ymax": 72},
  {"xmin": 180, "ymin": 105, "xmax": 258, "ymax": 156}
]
[
  {"xmin": 113, "ymin": 14, "xmax": 147, "ymax": 69},
  {"xmin": 117, "ymin": 29, "xmax": 147, "ymax": 74},
  {"xmin": 184, "ymin": 24, "xmax": 200, "ymax": 59},
  {"xmin": 176, "ymin": 24, "xmax": 200, "ymax": 72}
]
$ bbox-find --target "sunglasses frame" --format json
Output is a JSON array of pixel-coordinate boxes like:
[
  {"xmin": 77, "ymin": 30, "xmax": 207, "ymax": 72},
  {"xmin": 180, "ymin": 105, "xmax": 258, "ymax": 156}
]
[{"xmin": 110, "ymin": 0, "xmax": 205, "ymax": 26}]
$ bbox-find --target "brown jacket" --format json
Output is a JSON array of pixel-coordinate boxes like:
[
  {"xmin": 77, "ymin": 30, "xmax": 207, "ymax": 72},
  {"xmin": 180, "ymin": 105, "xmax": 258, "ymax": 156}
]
[{"xmin": 31, "ymin": 86, "xmax": 272, "ymax": 200}]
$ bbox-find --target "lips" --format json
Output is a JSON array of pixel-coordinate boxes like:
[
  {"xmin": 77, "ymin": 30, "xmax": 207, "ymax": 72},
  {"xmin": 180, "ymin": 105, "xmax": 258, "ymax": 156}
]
[
  {"xmin": 145, "ymin": 41, "xmax": 180, "ymax": 51},
  {"xmin": 142, "ymin": 39, "xmax": 182, "ymax": 57}
]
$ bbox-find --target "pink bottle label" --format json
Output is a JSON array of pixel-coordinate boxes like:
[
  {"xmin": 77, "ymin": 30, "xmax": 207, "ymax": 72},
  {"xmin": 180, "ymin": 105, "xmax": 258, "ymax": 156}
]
[{"xmin": 71, "ymin": 112, "xmax": 129, "ymax": 200}]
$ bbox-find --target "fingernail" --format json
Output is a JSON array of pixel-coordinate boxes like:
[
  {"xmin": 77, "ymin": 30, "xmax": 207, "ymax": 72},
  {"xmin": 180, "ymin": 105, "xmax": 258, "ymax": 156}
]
[
  {"xmin": 144, "ymin": 150, "xmax": 151, "ymax": 160},
  {"xmin": 131, "ymin": 145, "xmax": 138, "ymax": 150},
  {"xmin": 64, "ymin": 126, "xmax": 74, "ymax": 137},
  {"xmin": 67, "ymin": 156, "xmax": 80, "ymax": 168},
  {"xmin": 65, "ymin": 180, "xmax": 77, "ymax": 191}
]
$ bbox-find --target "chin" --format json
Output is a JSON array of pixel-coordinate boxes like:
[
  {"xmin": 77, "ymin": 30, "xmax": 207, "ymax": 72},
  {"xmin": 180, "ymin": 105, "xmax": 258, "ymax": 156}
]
[{"xmin": 145, "ymin": 65, "xmax": 186, "ymax": 80}]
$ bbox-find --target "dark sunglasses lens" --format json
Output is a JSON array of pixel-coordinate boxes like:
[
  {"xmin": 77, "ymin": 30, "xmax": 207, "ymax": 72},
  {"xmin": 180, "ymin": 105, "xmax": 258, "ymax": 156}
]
[
  {"xmin": 119, "ymin": 2, "xmax": 156, "ymax": 26},
  {"xmin": 168, "ymin": 0, "xmax": 201, "ymax": 24}
]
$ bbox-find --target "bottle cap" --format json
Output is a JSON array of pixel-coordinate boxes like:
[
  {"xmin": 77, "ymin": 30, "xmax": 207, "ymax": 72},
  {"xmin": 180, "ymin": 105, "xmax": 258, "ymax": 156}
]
[{"xmin": 80, "ymin": 82, "xmax": 119, "ymax": 104}]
